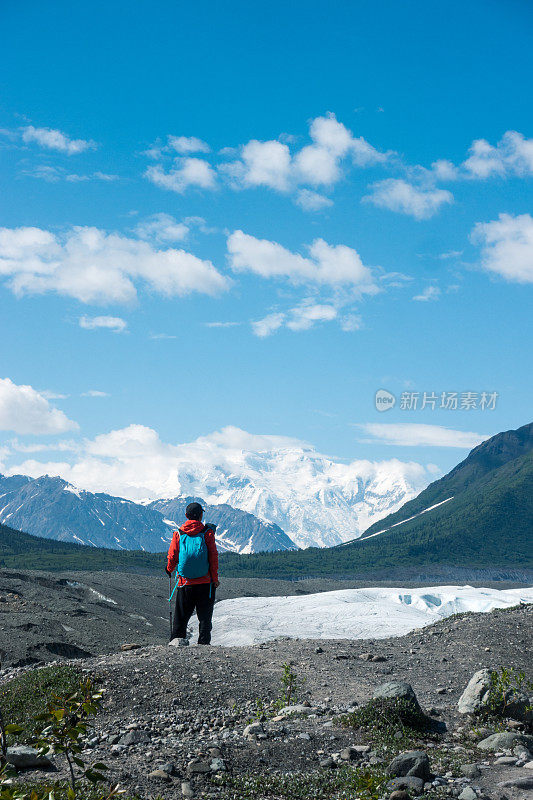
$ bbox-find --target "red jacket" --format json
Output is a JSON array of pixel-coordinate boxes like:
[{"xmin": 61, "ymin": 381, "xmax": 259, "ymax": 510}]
[{"xmin": 166, "ymin": 520, "xmax": 219, "ymax": 587}]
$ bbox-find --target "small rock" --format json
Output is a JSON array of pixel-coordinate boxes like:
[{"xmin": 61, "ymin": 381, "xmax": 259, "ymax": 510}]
[
  {"xmin": 210, "ymin": 758, "xmax": 225, "ymax": 772},
  {"xmin": 319, "ymin": 756, "xmax": 335, "ymax": 768},
  {"xmin": 148, "ymin": 770, "xmax": 171, "ymax": 782},
  {"xmin": 340, "ymin": 747, "xmax": 361, "ymax": 761},
  {"xmin": 458, "ymin": 788, "xmax": 477, "ymax": 800},
  {"xmin": 188, "ymin": 759, "xmax": 211, "ymax": 774},
  {"xmin": 276, "ymin": 704, "xmax": 315, "ymax": 716},
  {"xmin": 243, "ymin": 722, "xmax": 264, "ymax": 738},
  {"xmin": 315, "ymin": 647, "xmax": 324, "ymax": 654},
  {"xmin": 6, "ymin": 746, "xmax": 53, "ymax": 770},
  {"xmin": 120, "ymin": 643, "xmax": 141, "ymax": 651},
  {"xmin": 494, "ymin": 756, "xmax": 518, "ymax": 765},
  {"xmin": 389, "ymin": 792, "xmax": 410, "ymax": 800},
  {"xmin": 524, "ymin": 760, "xmax": 533, "ymax": 769},
  {"xmin": 387, "ymin": 776, "xmax": 425, "ymax": 794},
  {"xmin": 457, "ymin": 669, "xmax": 492, "ymax": 715},
  {"xmin": 477, "ymin": 732, "xmax": 533, "ymax": 751},
  {"xmin": 460, "ymin": 764, "xmax": 481, "ymax": 778},
  {"xmin": 119, "ymin": 730, "xmax": 150, "ymax": 746},
  {"xmin": 371, "ymin": 655, "xmax": 386, "ymax": 662},
  {"xmin": 388, "ymin": 750, "xmax": 431, "ymax": 781},
  {"xmin": 359, "ymin": 653, "xmax": 373, "ymax": 661},
  {"xmin": 181, "ymin": 781, "xmax": 194, "ymax": 798}
]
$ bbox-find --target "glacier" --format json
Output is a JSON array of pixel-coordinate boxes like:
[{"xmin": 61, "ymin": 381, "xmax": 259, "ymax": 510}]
[{"xmin": 192, "ymin": 585, "xmax": 533, "ymax": 646}]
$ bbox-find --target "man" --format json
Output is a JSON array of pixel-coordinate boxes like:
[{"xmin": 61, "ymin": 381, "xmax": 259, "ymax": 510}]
[{"xmin": 166, "ymin": 501, "xmax": 219, "ymax": 646}]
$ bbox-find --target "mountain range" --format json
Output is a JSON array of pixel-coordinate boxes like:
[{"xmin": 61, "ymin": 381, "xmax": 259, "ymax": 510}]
[
  {"xmin": 217, "ymin": 421, "xmax": 533, "ymax": 577},
  {"xmin": 0, "ymin": 440, "xmax": 430, "ymax": 552},
  {"xmin": 0, "ymin": 476, "xmax": 295, "ymax": 554},
  {"xmin": 0, "ymin": 421, "xmax": 531, "ymax": 577}
]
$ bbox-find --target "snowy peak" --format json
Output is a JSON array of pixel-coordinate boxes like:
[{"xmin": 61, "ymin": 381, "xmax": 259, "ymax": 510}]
[{"xmin": 0, "ymin": 474, "xmax": 296, "ymax": 554}]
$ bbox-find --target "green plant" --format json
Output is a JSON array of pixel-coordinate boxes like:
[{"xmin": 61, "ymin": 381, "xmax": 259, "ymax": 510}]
[
  {"xmin": 341, "ymin": 697, "xmax": 437, "ymax": 753},
  {"xmin": 278, "ymin": 663, "xmax": 303, "ymax": 707},
  {"xmin": 213, "ymin": 764, "xmax": 387, "ymax": 800},
  {"xmin": 486, "ymin": 667, "xmax": 533, "ymax": 714},
  {"xmin": 7, "ymin": 677, "xmax": 107, "ymax": 792},
  {"xmin": 0, "ymin": 667, "xmax": 82, "ymax": 744}
]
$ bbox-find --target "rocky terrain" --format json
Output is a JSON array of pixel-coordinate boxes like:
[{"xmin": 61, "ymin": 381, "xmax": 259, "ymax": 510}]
[
  {"xmin": 1, "ymin": 569, "xmax": 530, "ymax": 669},
  {"xmin": 1, "ymin": 598, "xmax": 532, "ymax": 799}
]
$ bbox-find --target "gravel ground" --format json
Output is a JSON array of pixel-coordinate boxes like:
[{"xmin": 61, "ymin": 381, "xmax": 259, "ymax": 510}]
[
  {"xmin": 1, "ymin": 597, "xmax": 532, "ymax": 800},
  {"xmin": 1, "ymin": 569, "xmax": 530, "ymax": 668}
]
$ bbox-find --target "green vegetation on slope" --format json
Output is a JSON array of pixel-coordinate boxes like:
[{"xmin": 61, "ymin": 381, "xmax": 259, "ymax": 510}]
[
  {"xmin": 0, "ymin": 521, "xmax": 161, "ymax": 572},
  {"xmin": 217, "ymin": 448, "xmax": 533, "ymax": 578}
]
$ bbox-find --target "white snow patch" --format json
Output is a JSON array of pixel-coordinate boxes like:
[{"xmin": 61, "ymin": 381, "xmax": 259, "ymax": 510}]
[
  {"xmin": 196, "ymin": 585, "xmax": 533, "ymax": 646},
  {"xmin": 63, "ymin": 484, "xmax": 82, "ymax": 498}
]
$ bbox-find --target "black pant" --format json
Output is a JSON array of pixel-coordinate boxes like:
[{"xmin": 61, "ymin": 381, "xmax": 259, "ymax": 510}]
[{"xmin": 172, "ymin": 583, "xmax": 215, "ymax": 644}]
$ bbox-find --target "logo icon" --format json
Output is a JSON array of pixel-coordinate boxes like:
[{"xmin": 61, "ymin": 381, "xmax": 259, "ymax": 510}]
[{"xmin": 375, "ymin": 389, "xmax": 396, "ymax": 412}]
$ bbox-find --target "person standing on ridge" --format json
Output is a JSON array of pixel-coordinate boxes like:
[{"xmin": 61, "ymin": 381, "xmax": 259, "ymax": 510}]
[{"xmin": 166, "ymin": 501, "xmax": 219, "ymax": 646}]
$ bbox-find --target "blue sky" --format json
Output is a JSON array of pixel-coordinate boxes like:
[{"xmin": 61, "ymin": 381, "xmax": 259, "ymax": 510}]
[{"xmin": 0, "ymin": 0, "xmax": 532, "ymax": 492}]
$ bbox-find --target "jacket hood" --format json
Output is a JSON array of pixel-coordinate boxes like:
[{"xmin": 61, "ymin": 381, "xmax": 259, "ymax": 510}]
[{"xmin": 179, "ymin": 519, "xmax": 205, "ymax": 536}]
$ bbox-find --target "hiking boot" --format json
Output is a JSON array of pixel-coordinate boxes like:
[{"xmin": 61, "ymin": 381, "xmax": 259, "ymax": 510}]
[{"xmin": 169, "ymin": 637, "xmax": 190, "ymax": 647}]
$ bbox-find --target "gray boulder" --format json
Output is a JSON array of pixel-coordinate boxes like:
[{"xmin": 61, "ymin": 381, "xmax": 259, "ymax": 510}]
[
  {"xmin": 373, "ymin": 681, "xmax": 420, "ymax": 708},
  {"xmin": 460, "ymin": 763, "xmax": 481, "ymax": 778},
  {"xmin": 458, "ymin": 788, "xmax": 477, "ymax": 800},
  {"xmin": 504, "ymin": 689, "xmax": 533, "ymax": 723},
  {"xmin": 477, "ymin": 731, "xmax": 533, "ymax": 751},
  {"xmin": 388, "ymin": 750, "xmax": 431, "ymax": 781},
  {"xmin": 243, "ymin": 722, "xmax": 264, "ymax": 739},
  {"xmin": 119, "ymin": 729, "xmax": 150, "ymax": 746},
  {"xmin": 387, "ymin": 776, "xmax": 425, "ymax": 794},
  {"xmin": 458, "ymin": 669, "xmax": 492, "ymax": 714},
  {"xmin": 6, "ymin": 746, "xmax": 53, "ymax": 770}
]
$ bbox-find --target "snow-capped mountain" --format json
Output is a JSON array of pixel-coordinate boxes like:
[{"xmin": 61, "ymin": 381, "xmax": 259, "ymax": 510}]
[
  {"xmin": 0, "ymin": 475, "xmax": 297, "ymax": 554},
  {"xmin": 149, "ymin": 496, "xmax": 296, "ymax": 554},
  {"xmin": 147, "ymin": 440, "xmax": 432, "ymax": 548},
  {"xmin": 1, "ymin": 426, "xmax": 435, "ymax": 550}
]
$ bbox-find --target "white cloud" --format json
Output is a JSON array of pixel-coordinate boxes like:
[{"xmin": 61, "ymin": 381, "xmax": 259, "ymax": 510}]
[
  {"xmin": 251, "ymin": 312, "xmax": 286, "ymax": 338},
  {"xmin": 0, "ymin": 225, "xmax": 229, "ymax": 304},
  {"xmin": 233, "ymin": 139, "xmax": 292, "ymax": 191},
  {"xmin": 227, "ymin": 230, "xmax": 377, "ymax": 292},
  {"xmin": 0, "ymin": 377, "xmax": 78, "ymax": 435},
  {"xmin": 295, "ymin": 189, "xmax": 333, "ymax": 211},
  {"xmin": 21, "ymin": 125, "xmax": 96, "ymax": 155},
  {"xmin": 205, "ymin": 321, "xmax": 241, "ymax": 328},
  {"xmin": 21, "ymin": 165, "xmax": 118, "ymax": 183},
  {"xmin": 5, "ymin": 424, "xmax": 433, "ymax": 510},
  {"xmin": 149, "ymin": 332, "xmax": 177, "ymax": 340},
  {"xmin": 357, "ymin": 423, "xmax": 487, "ymax": 448},
  {"xmin": 79, "ymin": 315, "xmax": 128, "ymax": 333},
  {"xmin": 286, "ymin": 302, "xmax": 337, "ymax": 331},
  {"xmin": 413, "ymin": 286, "xmax": 441, "ymax": 302},
  {"xmin": 135, "ymin": 213, "xmax": 189, "ymax": 243},
  {"xmin": 221, "ymin": 112, "xmax": 391, "ymax": 196},
  {"xmin": 340, "ymin": 313, "xmax": 363, "ymax": 331},
  {"xmin": 40, "ymin": 390, "xmax": 69, "ymax": 400},
  {"xmin": 66, "ymin": 171, "xmax": 119, "ymax": 182},
  {"xmin": 462, "ymin": 131, "xmax": 533, "ymax": 179},
  {"xmin": 8, "ymin": 439, "xmax": 78, "ymax": 454},
  {"xmin": 471, "ymin": 212, "xmax": 533, "ymax": 284},
  {"xmin": 251, "ymin": 301, "xmax": 359, "ymax": 337},
  {"xmin": 145, "ymin": 158, "xmax": 216, "ymax": 193},
  {"xmin": 168, "ymin": 135, "xmax": 210, "ymax": 154},
  {"xmin": 364, "ymin": 179, "xmax": 453, "ymax": 219},
  {"xmin": 81, "ymin": 390, "xmax": 109, "ymax": 398}
]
